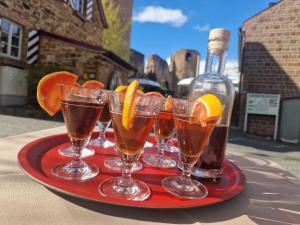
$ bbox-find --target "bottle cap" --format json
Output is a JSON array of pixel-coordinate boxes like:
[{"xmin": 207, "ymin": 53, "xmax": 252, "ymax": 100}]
[{"xmin": 208, "ymin": 28, "xmax": 231, "ymax": 53}]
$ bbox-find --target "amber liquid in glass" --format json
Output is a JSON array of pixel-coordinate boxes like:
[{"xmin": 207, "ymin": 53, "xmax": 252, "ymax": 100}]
[
  {"xmin": 174, "ymin": 116, "xmax": 216, "ymax": 165},
  {"xmin": 111, "ymin": 112, "xmax": 156, "ymax": 163},
  {"xmin": 61, "ymin": 99, "xmax": 103, "ymax": 147},
  {"xmin": 196, "ymin": 125, "xmax": 229, "ymax": 170},
  {"xmin": 98, "ymin": 102, "xmax": 111, "ymax": 123},
  {"xmin": 154, "ymin": 110, "xmax": 174, "ymax": 142}
]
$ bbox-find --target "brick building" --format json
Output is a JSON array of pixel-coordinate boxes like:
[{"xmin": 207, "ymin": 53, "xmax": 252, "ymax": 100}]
[
  {"xmin": 239, "ymin": 0, "xmax": 300, "ymax": 141},
  {"xmin": 0, "ymin": 0, "xmax": 135, "ymax": 106}
]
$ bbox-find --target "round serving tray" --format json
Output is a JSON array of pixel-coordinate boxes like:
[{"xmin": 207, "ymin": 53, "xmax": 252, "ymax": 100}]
[{"xmin": 17, "ymin": 132, "xmax": 245, "ymax": 209}]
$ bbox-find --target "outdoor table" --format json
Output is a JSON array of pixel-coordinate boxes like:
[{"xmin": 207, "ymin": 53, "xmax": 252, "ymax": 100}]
[{"xmin": 0, "ymin": 126, "xmax": 299, "ymax": 225}]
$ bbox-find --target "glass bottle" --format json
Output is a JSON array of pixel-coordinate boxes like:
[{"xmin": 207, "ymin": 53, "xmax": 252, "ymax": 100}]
[{"xmin": 188, "ymin": 28, "xmax": 235, "ymax": 180}]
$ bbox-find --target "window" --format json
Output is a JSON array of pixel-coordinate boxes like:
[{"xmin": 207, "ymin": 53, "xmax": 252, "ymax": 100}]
[
  {"xmin": 0, "ymin": 18, "xmax": 22, "ymax": 59},
  {"xmin": 73, "ymin": 0, "xmax": 85, "ymax": 15}
]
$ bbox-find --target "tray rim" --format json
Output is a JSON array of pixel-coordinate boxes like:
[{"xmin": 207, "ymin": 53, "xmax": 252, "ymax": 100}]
[{"xmin": 17, "ymin": 132, "xmax": 246, "ymax": 209}]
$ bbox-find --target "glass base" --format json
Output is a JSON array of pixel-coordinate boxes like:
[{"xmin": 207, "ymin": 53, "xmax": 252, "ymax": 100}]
[
  {"xmin": 99, "ymin": 177, "xmax": 150, "ymax": 201},
  {"xmin": 104, "ymin": 158, "xmax": 143, "ymax": 173},
  {"xmin": 58, "ymin": 146, "xmax": 95, "ymax": 158},
  {"xmin": 52, "ymin": 161, "xmax": 99, "ymax": 181},
  {"xmin": 178, "ymin": 162, "xmax": 222, "ymax": 180},
  {"xmin": 162, "ymin": 176, "xmax": 208, "ymax": 199},
  {"xmin": 89, "ymin": 138, "xmax": 115, "ymax": 148},
  {"xmin": 143, "ymin": 155, "xmax": 176, "ymax": 168},
  {"xmin": 165, "ymin": 144, "xmax": 179, "ymax": 153}
]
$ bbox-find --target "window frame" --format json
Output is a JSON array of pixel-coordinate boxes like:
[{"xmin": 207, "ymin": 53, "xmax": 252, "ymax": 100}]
[
  {"xmin": 0, "ymin": 18, "xmax": 22, "ymax": 60},
  {"xmin": 74, "ymin": 0, "xmax": 86, "ymax": 16}
]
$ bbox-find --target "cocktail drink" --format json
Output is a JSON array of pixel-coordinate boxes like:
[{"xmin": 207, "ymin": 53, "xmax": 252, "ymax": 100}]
[
  {"xmin": 154, "ymin": 110, "xmax": 175, "ymax": 141},
  {"xmin": 89, "ymin": 95, "xmax": 115, "ymax": 148},
  {"xmin": 194, "ymin": 125, "xmax": 228, "ymax": 178},
  {"xmin": 143, "ymin": 95, "xmax": 177, "ymax": 168},
  {"xmin": 52, "ymin": 84, "xmax": 107, "ymax": 181},
  {"xmin": 162, "ymin": 96, "xmax": 221, "ymax": 199},
  {"xmin": 99, "ymin": 81, "xmax": 161, "ymax": 201}
]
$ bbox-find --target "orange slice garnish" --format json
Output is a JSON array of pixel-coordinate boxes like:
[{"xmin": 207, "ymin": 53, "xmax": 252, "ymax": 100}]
[
  {"xmin": 115, "ymin": 85, "xmax": 128, "ymax": 93},
  {"xmin": 37, "ymin": 71, "xmax": 78, "ymax": 116},
  {"xmin": 116, "ymin": 85, "xmax": 144, "ymax": 95},
  {"xmin": 191, "ymin": 94, "xmax": 222, "ymax": 126},
  {"xmin": 122, "ymin": 80, "xmax": 139, "ymax": 129},
  {"xmin": 145, "ymin": 91, "xmax": 164, "ymax": 98},
  {"xmin": 82, "ymin": 80, "xmax": 105, "ymax": 89}
]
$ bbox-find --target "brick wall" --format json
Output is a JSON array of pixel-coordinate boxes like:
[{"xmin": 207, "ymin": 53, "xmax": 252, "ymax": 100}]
[
  {"xmin": 38, "ymin": 36, "xmax": 127, "ymax": 86},
  {"xmin": 239, "ymin": 0, "xmax": 300, "ymax": 137}
]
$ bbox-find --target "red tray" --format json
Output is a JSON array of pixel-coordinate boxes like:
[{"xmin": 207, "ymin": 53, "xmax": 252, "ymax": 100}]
[{"xmin": 17, "ymin": 132, "xmax": 245, "ymax": 209}]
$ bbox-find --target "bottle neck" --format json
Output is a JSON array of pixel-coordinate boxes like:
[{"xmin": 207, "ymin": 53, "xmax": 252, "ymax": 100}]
[{"xmin": 204, "ymin": 49, "xmax": 227, "ymax": 75}]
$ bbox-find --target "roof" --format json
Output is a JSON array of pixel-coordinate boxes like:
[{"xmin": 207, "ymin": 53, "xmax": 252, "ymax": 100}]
[{"xmin": 243, "ymin": 0, "xmax": 283, "ymax": 25}]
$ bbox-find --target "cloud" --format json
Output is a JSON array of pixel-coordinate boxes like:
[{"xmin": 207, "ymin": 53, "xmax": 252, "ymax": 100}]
[
  {"xmin": 198, "ymin": 59, "xmax": 240, "ymax": 84},
  {"xmin": 193, "ymin": 24, "xmax": 210, "ymax": 32},
  {"xmin": 133, "ymin": 6, "xmax": 188, "ymax": 27}
]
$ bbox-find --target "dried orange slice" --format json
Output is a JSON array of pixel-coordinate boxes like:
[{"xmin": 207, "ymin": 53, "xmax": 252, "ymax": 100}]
[
  {"xmin": 122, "ymin": 80, "xmax": 139, "ymax": 129},
  {"xmin": 37, "ymin": 71, "xmax": 78, "ymax": 116},
  {"xmin": 191, "ymin": 94, "xmax": 222, "ymax": 126},
  {"xmin": 82, "ymin": 80, "xmax": 104, "ymax": 89}
]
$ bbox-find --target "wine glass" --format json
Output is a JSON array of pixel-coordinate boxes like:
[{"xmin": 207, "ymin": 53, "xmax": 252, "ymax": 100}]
[
  {"xmin": 89, "ymin": 92, "xmax": 115, "ymax": 148},
  {"xmin": 99, "ymin": 92, "xmax": 161, "ymax": 201},
  {"xmin": 52, "ymin": 84, "xmax": 107, "ymax": 181},
  {"xmin": 162, "ymin": 98, "xmax": 218, "ymax": 199},
  {"xmin": 143, "ymin": 98, "xmax": 177, "ymax": 168}
]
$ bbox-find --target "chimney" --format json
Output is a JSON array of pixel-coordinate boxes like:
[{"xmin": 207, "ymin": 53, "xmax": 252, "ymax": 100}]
[{"xmin": 269, "ymin": 2, "xmax": 277, "ymax": 7}]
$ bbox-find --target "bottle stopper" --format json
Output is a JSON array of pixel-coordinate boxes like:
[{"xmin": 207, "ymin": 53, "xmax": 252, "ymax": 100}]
[{"xmin": 208, "ymin": 28, "xmax": 231, "ymax": 53}]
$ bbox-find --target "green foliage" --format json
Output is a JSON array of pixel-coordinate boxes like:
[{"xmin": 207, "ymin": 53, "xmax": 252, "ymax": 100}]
[
  {"xmin": 102, "ymin": 0, "xmax": 130, "ymax": 61},
  {"xmin": 26, "ymin": 64, "xmax": 64, "ymax": 104}
]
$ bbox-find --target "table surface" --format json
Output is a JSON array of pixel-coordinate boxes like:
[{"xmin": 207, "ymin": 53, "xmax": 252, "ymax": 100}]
[{"xmin": 0, "ymin": 126, "xmax": 299, "ymax": 225}]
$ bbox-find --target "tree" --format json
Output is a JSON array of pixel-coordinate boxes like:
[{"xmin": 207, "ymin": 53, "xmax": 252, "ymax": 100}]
[{"xmin": 102, "ymin": 0, "xmax": 130, "ymax": 61}]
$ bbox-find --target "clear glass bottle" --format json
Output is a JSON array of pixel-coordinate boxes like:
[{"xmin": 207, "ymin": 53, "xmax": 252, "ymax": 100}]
[{"xmin": 188, "ymin": 28, "xmax": 235, "ymax": 180}]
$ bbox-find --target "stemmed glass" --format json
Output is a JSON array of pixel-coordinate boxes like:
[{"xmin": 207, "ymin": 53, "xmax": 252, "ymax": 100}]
[
  {"xmin": 89, "ymin": 95, "xmax": 115, "ymax": 148},
  {"xmin": 162, "ymin": 98, "xmax": 218, "ymax": 199},
  {"xmin": 99, "ymin": 92, "xmax": 161, "ymax": 201},
  {"xmin": 143, "ymin": 98, "xmax": 177, "ymax": 168},
  {"xmin": 52, "ymin": 84, "xmax": 107, "ymax": 181}
]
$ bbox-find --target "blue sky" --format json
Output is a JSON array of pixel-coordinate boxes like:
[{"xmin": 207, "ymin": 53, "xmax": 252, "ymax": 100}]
[{"xmin": 131, "ymin": 0, "xmax": 277, "ymax": 63}]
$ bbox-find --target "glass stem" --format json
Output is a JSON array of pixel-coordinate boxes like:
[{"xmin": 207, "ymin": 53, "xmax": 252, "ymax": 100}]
[
  {"xmin": 181, "ymin": 163, "xmax": 193, "ymax": 182},
  {"xmin": 157, "ymin": 139, "xmax": 166, "ymax": 166},
  {"xmin": 119, "ymin": 162, "xmax": 134, "ymax": 187},
  {"xmin": 97, "ymin": 122, "xmax": 107, "ymax": 141},
  {"xmin": 70, "ymin": 146, "xmax": 84, "ymax": 167},
  {"xmin": 157, "ymin": 139, "xmax": 165, "ymax": 156}
]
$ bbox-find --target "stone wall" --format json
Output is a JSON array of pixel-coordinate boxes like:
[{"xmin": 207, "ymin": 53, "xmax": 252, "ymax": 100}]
[
  {"xmin": 145, "ymin": 54, "xmax": 169, "ymax": 88},
  {"xmin": 130, "ymin": 49, "xmax": 144, "ymax": 77},
  {"xmin": 111, "ymin": 0, "xmax": 133, "ymax": 49},
  {"xmin": 239, "ymin": 0, "xmax": 300, "ymax": 137}
]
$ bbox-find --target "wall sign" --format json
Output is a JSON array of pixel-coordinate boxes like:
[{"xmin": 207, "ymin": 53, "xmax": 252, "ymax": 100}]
[{"xmin": 244, "ymin": 93, "xmax": 280, "ymax": 140}]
